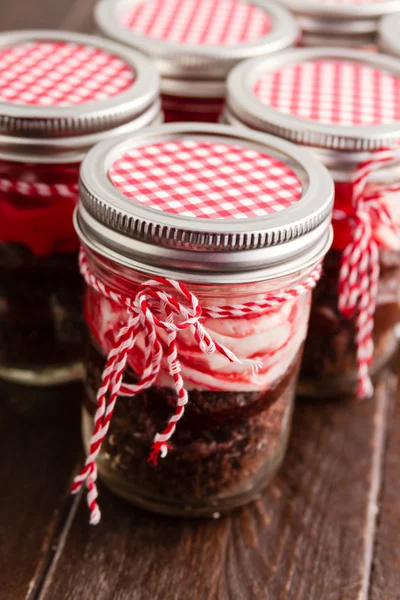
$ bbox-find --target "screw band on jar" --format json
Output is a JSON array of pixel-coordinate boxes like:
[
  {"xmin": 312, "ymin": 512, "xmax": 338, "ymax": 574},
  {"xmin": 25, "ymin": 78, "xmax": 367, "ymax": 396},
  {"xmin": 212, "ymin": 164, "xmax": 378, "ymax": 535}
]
[
  {"xmin": 277, "ymin": 0, "xmax": 400, "ymax": 48},
  {"xmin": 226, "ymin": 48, "xmax": 400, "ymax": 397},
  {"xmin": 95, "ymin": 0, "xmax": 299, "ymax": 122}
]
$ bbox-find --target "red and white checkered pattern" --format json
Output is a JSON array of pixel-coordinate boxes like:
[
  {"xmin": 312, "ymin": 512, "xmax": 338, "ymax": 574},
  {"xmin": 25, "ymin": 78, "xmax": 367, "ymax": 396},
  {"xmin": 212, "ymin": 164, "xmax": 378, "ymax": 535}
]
[
  {"xmin": 253, "ymin": 60, "xmax": 400, "ymax": 126},
  {"xmin": 117, "ymin": 0, "xmax": 272, "ymax": 46},
  {"xmin": 0, "ymin": 42, "xmax": 135, "ymax": 106},
  {"xmin": 109, "ymin": 140, "xmax": 302, "ymax": 220}
]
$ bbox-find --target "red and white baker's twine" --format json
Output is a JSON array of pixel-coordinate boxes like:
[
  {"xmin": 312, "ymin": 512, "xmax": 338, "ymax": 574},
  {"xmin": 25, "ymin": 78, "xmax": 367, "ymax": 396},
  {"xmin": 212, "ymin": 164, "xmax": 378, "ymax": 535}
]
[
  {"xmin": 0, "ymin": 161, "xmax": 79, "ymax": 199},
  {"xmin": 73, "ymin": 249, "xmax": 322, "ymax": 524},
  {"xmin": 0, "ymin": 174, "xmax": 78, "ymax": 199},
  {"xmin": 336, "ymin": 149, "xmax": 400, "ymax": 398}
]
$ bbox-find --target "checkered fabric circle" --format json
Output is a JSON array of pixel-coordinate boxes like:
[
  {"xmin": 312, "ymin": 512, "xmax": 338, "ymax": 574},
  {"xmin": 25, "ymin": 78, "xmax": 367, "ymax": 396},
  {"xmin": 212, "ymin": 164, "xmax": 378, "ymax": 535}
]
[
  {"xmin": 108, "ymin": 140, "xmax": 302, "ymax": 220},
  {"xmin": 253, "ymin": 60, "xmax": 400, "ymax": 126},
  {"xmin": 0, "ymin": 42, "xmax": 136, "ymax": 106},
  {"xmin": 117, "ymin": 0, "xmax": 272, "ymax": 46}
]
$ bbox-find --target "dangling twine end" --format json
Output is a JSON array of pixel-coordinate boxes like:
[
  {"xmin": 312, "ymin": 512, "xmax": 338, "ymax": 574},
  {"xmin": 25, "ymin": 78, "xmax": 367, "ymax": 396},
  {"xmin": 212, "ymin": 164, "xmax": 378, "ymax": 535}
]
[
  {"xmin": 147, "ymin": 442, "xmax": 172, "ymax": 465},
  {"xmin": 89, "ymin": 505, "xmax": 101, "ymax": 526},
  {"xmin": 357, "ymin": 377, "xmax": 374, "ymax": 400}
]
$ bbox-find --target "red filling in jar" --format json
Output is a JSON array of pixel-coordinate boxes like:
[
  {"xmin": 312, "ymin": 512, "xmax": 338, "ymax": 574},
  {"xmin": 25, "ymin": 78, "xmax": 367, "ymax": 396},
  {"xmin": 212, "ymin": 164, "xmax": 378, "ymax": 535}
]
[{"xmin": 0, "ymin": 162, "xmax": 82, "ymax": 383}]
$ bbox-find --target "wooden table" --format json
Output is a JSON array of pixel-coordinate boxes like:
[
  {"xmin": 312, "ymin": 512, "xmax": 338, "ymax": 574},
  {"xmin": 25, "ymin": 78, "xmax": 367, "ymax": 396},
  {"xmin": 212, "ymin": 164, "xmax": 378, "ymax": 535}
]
[{"xmin": 1, "ymin": 1, "xmax": 400, "ymax": 598}]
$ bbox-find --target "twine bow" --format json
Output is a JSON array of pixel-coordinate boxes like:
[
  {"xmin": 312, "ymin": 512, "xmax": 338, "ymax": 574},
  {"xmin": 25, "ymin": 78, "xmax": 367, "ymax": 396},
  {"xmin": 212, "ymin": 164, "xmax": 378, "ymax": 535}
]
[{"xmin": 337, "ymin": 150, "xmax": 400, "ymax": 398}]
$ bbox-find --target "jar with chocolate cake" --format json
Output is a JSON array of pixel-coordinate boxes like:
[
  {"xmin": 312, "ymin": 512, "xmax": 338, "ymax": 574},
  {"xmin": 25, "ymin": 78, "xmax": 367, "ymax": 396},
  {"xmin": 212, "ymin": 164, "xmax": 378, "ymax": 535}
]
[
  {"xmin": 0, "ymin": 30, "xmax": 160, "ymax": 385},
  {"xmin": 94, "ymin": 0, "xmax": 299, "ymax": 124},
  {"xmin": 277, "ymin": 0, "xmax": 400, "ymax": 49},
  {"xmin": 225, "ymin": 47, "xmax": 400, "ymax": 398},
  {"xmin": 72, "ymin": 122, "xmax": 333, "ymax": 522}
]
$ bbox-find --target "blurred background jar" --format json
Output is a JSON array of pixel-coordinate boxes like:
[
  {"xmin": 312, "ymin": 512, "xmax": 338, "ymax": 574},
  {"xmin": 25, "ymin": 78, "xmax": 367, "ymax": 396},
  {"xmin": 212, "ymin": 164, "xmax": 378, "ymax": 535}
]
[
  {"xmin": 277, "ymin": 0, "xmax": 400, "ymax": 49},
  {"xmin": 94, "ymin": 0, "xmax": 299, "ymax": 124},
  {"xmin": 73, "ymin": 123, "xmax": 333, "ymax": 520},
  {"xmin": 224, "ymin": 47, "xmax": 400, "ymax": 397},
  {"xmin": 0, "ymin": 30, "xmax": 160, "ymax": 386}
]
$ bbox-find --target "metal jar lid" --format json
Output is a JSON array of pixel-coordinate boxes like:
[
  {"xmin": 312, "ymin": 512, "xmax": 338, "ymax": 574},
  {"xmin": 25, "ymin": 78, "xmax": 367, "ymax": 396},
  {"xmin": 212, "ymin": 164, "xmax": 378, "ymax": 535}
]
[
  {"xmin": 279, "ymin": 0, "xmax": 400, "ymax": 36},
  {"xmin": 0, "ymin": 30, "xmax": 160, "ymax": 142},
  {"xmin": 379, "ymin": 13, "xmax": 400, "ymax": 56},
  {"xmin": 226, "ymin": 47, "xmax": 400, "ymax": 153},
  {"xmin": 94, "ymin": 0, "xmax": 299, "ymax": 97},
  {"xmin": 76, "ymin": 122, "xmax": 333, "ymax": 284}
]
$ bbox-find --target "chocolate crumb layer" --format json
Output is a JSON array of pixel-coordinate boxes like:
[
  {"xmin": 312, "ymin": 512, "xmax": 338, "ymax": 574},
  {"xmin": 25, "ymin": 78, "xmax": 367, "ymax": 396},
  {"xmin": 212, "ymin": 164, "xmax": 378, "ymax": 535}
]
[
  {"xmin": 0, "ymin": 244, "xmax": 83, "ymax": 373},
  {"xmin": 83, "ymin": 338, "xmax": 301, "ymax": 513}
]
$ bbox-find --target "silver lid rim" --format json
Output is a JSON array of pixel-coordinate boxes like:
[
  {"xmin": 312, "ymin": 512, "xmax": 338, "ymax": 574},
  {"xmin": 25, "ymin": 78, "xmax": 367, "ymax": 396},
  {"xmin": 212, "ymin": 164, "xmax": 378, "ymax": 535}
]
[
  {"xmin": 0, "ymin": 99, "xmax": 162, "ymax": 163},
  {"xmin": 298, "ymin": 15, "xmax": 378, "ymax": 35},
  {"xmin": 76, "ymin": 122, "xmax": 334, "ymax": 281},
  {"xmin": 378, "ymin": 13, "xmax": 400, "ymax": 57},
  {"xmin": 278, "ymin": 0, "xmax": 400, "ymax": 19},
  {"xmin": 75, "ymin": 209, "xmax": 333, "ymax": 284},
  {"xmin": 94, "ymin": 0, "xmax": 299, "ymax": 78},
  {"xmin": 226, "ymin": 47, "xmax": 400, "ymax": 152},
  {"xmin": 0, "ymin": 30, "xmax": 160, "ymax": 137}
]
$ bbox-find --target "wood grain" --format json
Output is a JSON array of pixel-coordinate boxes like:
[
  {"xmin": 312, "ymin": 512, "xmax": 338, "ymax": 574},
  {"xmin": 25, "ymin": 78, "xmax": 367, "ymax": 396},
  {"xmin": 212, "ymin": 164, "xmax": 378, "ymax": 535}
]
[
  {"xmin": 39, "ymin": 382, "xmax": 393, "ymax": 600},
  {"xmin": 370, "ymin": 377, "xmax": 400, "ymax": 600},
  {"xmin": 0, "ymin": 383, "xmax": 82, "ymax": 600}
]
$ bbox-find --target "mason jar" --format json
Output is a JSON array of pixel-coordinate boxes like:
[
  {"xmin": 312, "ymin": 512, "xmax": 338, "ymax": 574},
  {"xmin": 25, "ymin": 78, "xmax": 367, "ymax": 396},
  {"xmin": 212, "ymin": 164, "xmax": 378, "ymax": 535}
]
[
  {"xmin": 225, "ymin": 47, "xmax": 400, "ymax": 398},
  {"xmin": 0, "ymin": 30, "xmax": 160, "ymax": 386},
  {"xmin": 94, "ymin": 0, "xmax": 299, "ymax": 124},
  {"xmin": 72, "ymin": 123, "xmax": 333, "ymax": 522},
  {"xmin": 278, "ymin": 0, "xmax": 400, "ymax": 49}
]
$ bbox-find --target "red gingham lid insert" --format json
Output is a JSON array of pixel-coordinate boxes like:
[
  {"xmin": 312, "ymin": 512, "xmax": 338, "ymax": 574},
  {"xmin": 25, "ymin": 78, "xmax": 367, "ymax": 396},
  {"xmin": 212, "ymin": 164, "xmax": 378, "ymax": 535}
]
[
  {"xmin": 117, "ymin": 0, "xmax": 272, "ymax": 46},
  {"xmin": 0, "ymin": 42, "xmax": 136, "ymax": 106},
  {"xmin": 108, "ymin": 140, "xmax": 302, "ymax": 220},
  {"xmin": 253, "ymin": 60, "xmax": 400, "ymax": 126}
]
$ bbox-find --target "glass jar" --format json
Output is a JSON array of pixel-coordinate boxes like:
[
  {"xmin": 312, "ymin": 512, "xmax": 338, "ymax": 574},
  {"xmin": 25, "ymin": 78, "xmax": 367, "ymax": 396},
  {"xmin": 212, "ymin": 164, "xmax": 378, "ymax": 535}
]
[
  {"xmin": 72, "ymin": 122, "xmax": 333, "ymax": 522},
  {"xmin": 0, "ymin": 30, "xmax": 160, "ymax": 386},
  {"xmin": 277, "ymin": 0, "xmax": 400, "ymax": 49},
  {"xmin": 94, "ymin": 0, "xmax": 299, "ymax": 124},
  {"xmin": 225, "ymin": 47, "xmax": 400, "ymax": 397}
]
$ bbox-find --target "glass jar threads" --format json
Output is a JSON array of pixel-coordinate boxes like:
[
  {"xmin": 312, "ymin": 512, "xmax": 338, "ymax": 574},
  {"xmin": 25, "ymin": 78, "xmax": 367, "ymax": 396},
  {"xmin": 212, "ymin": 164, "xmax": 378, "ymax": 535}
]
[
  {"xmin": 0, "ymin": 30, "xmax": 160, "ymax": 385},
  {"xmin": 72, "ymin": 122, "xmax": 333, "ymax": 522},
  {"xmin": 225, "ymin": 47, "xmax": 400, "ymax": 398},
  {"xmin": 94, "ymin": 0, "xmax": 299, "ymax": 124},
  {"xmin": 278, "ymin": 0, "xmax": 400, "ymax": 49}
]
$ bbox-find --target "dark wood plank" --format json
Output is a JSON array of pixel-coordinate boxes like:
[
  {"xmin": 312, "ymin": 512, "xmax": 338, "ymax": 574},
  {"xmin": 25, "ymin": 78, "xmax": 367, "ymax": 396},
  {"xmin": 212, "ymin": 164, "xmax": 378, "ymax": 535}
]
[
  {"xmin": 0, "ymin": 0, "xmax": 70, "ymax": 30},
  {"xmin": 0, "ymin": 383, "xmax": 82, "ymax": 600},
  {"xmin": 370, "ymin": 374, "xmax": 400, "ymax": 600},
  {"xmin": 38, "ymin": 378, "xmax": 394, "ymax": 600},
  {"xmin": 60, "ymin": 0, "xmax": 98, "ymax": 34}
]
